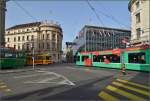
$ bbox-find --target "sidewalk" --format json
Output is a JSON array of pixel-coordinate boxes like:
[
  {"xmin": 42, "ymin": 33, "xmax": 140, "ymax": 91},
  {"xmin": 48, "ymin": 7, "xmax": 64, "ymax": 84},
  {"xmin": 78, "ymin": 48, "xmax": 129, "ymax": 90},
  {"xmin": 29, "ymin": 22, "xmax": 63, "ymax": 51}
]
[
  {"xmin": 0, "ymin": 63, "xmax": 65, "ymax": 74},
  {"xmin": 0, "ymin": 66, "xmax": 40, "ymax": 74}
]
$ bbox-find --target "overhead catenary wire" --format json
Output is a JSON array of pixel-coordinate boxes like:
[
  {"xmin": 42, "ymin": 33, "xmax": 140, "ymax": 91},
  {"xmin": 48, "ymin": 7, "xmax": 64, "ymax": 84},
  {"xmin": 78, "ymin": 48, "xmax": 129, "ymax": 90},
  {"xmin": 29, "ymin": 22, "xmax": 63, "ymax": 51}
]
[
  {"xmin": 86, "ymin": 0, "xmax": 130, "ymax": 29},
  {"xmin": 96, "ymin": 7, "xmax": 130, "ymax": 29},
  {"xmin": 86, "ymin": 0, "xmax": 105, "ymax": 27},
  {"xmin": 14, "ymin": 1, "xmax": 38, "ymax": 22}
]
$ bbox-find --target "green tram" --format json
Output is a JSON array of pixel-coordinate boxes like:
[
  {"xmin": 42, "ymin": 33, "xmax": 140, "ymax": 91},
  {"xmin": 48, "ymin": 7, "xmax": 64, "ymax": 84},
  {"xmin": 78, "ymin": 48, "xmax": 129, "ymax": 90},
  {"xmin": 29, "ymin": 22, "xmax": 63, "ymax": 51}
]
[
  {"xmin": 0, "ymin": 47, "xmax": 26, "ymax": 69},
  {"xmin": 76, "ymin": 45, "xmax": 150, "ymax": 72}
]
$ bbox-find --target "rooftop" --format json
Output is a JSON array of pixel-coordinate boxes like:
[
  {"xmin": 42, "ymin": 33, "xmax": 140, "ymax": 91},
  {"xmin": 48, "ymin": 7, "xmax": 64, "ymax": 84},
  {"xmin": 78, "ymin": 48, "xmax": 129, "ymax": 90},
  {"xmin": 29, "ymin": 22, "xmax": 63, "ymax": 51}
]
[
  {"xmin": 84, "ymin": 25, "xmax": 131, "ymax": 32},
  {"xmin": 6, "ymin": 22, "xmax": 41, "ymax": 30}
]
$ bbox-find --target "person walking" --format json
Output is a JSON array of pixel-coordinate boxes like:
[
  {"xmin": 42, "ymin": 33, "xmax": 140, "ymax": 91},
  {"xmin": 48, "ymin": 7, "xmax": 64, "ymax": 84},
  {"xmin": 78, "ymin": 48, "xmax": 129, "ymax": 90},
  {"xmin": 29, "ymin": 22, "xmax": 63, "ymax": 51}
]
[{"xmin": 121, "ymin": 63, "xmax": 126, "ymax": 75}]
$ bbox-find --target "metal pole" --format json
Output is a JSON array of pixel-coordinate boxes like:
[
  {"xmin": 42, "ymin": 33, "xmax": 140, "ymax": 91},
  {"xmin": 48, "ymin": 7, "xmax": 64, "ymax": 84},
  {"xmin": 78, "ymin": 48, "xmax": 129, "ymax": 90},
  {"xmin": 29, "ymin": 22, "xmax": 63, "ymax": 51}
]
[
  {"xmin": 32, "ymin": 47, "xmax": 34, "ymax": 70},
  {"xmin": 85, "ymin": 28, "xmax": 86, "ymax": 52}
]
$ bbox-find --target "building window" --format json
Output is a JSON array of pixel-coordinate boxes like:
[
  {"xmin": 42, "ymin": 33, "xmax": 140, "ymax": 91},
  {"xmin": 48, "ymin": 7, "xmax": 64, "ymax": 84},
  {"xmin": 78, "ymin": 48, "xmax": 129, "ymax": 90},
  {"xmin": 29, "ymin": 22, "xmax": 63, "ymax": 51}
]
[
  {"xmin": 7, "ymin": 38, "xmax": 10, "ymax": 42},
  {"xmin": 52, "ymin": 34, "xmax": 56, "ymax": 41},
  {"xmin": 22, "ymin": 36, "xmax": 25, "ymax": 41},
  {"xmin": 43, "ymin": 43, "xmax": 44, "ymax": 49},
  {"xmin": 22, "ymin": 44, "xmax": 25, "ymax": 50},
  {"xmin": 27, "ymin": 44, "xmax": 29, "ymax": 50},
  {"xmin": 31, "ymin": 35, "xmax": 34, "ymax": 40},
  {"xmin": 18, "ymin": 29, "xmax": 21, "ymax": 33},
  {"xmin": 136, "ymin": 28, "xmax": 141, "ymax": 39},
  {"xmin": 39, "ymin": 43, "xmax": 40, "ymax": 49},
  {"xmin": 14, "ymin": 45, "xmax": 16, "ymax": 49},
  {"xmin": 18, "ymin": 36, "xmax": 20, "ymax": 41},
  {"xmin": 27, "ymin": 36, "xmax": 29, "ymax": 41},
  {"xmin": 43, "ymin": 34, "xmax": 44, "ymax": 39},
  {"xmin": 47, "ymin": 42, "xmax": 50, "ymax": 49},
  {"xmin": 136, "ymin": 13, "xmax": 140, "ymax": 23},
  {"xmin": 46, "ymin": 34, "xmax": 50, "ymax": 39},
  {"xmin": 32, "ymin": 42, "xmax": 34, "ymax": 48},
  {"xmin": 136, "ymin": 1, "xmax": 139, "ymax": 9},
  {"xmin": 27, "ymin": 29, "xmax": 29, "ymax": 32},
  {"xmin": 32, "ymin": 28, "xmax": 34, "ymax": 31},
  {"xmin": 14, "ymin": 37, "xmax": 16, "ymax": 42},
  {"xmin": 18, "ymin": 45, "xmax": 20, "ymax": 50},
  {"xmin": 7, "ymin": 44, "xmax": 10, "ymax": 47}
]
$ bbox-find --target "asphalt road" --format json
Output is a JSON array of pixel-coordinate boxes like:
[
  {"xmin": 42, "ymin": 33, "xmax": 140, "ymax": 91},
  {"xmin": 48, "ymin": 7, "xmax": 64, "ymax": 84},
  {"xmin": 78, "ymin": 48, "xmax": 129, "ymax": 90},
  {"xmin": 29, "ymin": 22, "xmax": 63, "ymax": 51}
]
[{"xmin": 0, "ymin": 63, "xmax": 150, "ymax": 101}]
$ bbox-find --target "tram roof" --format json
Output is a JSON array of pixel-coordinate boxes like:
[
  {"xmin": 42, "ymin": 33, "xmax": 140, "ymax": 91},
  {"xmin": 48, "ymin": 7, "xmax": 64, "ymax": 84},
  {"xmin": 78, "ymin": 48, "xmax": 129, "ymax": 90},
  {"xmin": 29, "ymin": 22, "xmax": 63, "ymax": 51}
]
[{"xmin": 79, "ymin": 45, "xmax": 150, "ymax": 55}]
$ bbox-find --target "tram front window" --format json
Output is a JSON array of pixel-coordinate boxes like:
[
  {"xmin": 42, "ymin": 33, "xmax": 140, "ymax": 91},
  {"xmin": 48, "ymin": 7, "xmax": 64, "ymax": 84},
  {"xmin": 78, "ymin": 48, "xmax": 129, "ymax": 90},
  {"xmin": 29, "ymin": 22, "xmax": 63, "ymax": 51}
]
[
  {"xmin": 128, "ymin": 52, "xmax": 146, "ymax": 64},
  {"xmin": 82, "ymin": 56, "xmax": 89, "ymax": 61},
  {"xmin": 77, "ymin": 56, "xmax": 80, "ymax": 61}
]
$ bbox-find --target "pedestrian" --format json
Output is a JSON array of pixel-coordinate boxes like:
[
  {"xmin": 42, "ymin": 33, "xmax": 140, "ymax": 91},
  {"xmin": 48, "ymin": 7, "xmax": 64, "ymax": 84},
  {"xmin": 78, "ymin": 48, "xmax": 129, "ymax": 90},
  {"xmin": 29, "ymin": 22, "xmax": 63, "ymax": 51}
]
[{"xmin": 121, "ymin": 63, "xmax": 126, "ymax": 75}]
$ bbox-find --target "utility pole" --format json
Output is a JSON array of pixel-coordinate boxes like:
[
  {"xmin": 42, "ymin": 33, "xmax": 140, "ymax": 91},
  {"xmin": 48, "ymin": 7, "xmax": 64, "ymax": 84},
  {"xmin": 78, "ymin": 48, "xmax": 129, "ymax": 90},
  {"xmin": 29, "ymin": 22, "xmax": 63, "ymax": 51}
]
[
  {"xmin": 32, "ymin": 46, "xmax": 35, "ymax": 70},
  {"xmin": 0, "ymin": 0, "xmax": 7, "ymax": 47}
]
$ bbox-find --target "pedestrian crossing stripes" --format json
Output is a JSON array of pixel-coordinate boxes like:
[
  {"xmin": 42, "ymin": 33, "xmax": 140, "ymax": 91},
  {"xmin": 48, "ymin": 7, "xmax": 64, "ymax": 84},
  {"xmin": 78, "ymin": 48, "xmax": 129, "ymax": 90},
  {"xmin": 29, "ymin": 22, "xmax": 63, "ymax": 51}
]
[
  {"xmin": 98, "ymin": 91, "xmax": 119, "ymax": 101},
  {"xmin": 98, "ymin": 79, "xmax": 150, "ymax": 101},
  {"xmin": 117, "ymin": 79, "xmax": 150, "ymax": 90},
  {"xmin": 0, "ymin": 81, "xmax": 12, "ymax": 93}
]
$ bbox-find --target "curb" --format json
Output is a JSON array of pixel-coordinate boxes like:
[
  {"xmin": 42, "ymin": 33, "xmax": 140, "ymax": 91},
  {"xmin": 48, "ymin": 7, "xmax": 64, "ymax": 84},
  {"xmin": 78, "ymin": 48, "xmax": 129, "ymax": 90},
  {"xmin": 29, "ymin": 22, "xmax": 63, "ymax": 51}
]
[{"xmin": 0, "ymin": 68, "xmax": 41, "ymax": 74}]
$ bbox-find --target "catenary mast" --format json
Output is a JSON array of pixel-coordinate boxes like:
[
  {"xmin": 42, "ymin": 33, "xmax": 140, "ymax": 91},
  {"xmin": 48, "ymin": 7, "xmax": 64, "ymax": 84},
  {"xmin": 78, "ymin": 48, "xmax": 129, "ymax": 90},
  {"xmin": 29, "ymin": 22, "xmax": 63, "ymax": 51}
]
[{"xmin": 0, "ymin": 0, "xmax": 8, "ymax": 46}]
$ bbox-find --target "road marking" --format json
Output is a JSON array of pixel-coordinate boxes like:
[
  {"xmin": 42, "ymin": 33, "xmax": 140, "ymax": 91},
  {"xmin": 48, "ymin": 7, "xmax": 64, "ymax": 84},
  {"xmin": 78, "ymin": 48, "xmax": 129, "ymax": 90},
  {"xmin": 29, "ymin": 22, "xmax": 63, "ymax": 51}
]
[
  {"xmin": 65, "ymin": 67, "xmax": 100, "ymax": 73},
  {"xmin": 0, "ymin": 82, "xmax": 5, "ymax": 85},
  {"xmin": 0, "ymin": 85, "xmax": 7, "ymax": 88},
  {"xmin": 0, "ymin": 81, "xmax": 12, "ymax": 94},
  {"xmin": 13, "ymin": 73, "xmax": 48, "ymax": 79},
  {"xmin": 24, "ymin": 77, "xmax": 58, "ymax": 83},
  {"xmin": 117, "ymin": 79, "xmax": 150, "ymax": 90},
  {"xmin": 23, "ymin": 70, "xmax": 75, "ymax": 86},
  {"xmin": 98, "ymin": 91, "xmax": 119, "ymax": 101},
  {"xmin": 106, "ymin": 85, "xmax": 146, "ymax": 101},
  {"xmin": 4, "ymin": 89, "xmax": 11, "ymax": 92},
  {"xmin": 112, "ymin": 81, "xmax": 150, "ymax": 96}
]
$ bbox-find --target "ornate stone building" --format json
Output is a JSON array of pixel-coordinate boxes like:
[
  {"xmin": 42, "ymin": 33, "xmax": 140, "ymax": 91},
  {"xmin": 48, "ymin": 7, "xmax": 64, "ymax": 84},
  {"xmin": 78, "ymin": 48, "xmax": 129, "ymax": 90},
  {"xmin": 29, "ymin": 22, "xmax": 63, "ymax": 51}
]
[
  {"xmin": 5, "ymin": 21, "xmax": 63, "ymax": 62},
  {"xmin": 128, "ymin": 0, "xmax": 150, "ymax": 45}
]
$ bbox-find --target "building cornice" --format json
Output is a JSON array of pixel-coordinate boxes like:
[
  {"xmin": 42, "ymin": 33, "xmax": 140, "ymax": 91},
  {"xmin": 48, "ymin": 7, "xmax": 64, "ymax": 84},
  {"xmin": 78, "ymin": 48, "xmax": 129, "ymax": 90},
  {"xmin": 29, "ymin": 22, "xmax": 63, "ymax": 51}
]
[
  {"xmin": 6, "ymin": 22, "xmax": 41, "ymax": 30},
  {"xmin": 128, "ymin": 0, "xmax": 137, "ymax": 12}
]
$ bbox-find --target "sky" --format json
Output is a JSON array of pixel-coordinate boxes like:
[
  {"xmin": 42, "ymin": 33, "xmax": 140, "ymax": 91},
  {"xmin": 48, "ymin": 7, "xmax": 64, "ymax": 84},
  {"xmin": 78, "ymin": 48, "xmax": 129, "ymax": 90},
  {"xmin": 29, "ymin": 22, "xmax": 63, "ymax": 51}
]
[{"xmin": 6, "ymin": 0, "xmax": 131, "ymax": 49}]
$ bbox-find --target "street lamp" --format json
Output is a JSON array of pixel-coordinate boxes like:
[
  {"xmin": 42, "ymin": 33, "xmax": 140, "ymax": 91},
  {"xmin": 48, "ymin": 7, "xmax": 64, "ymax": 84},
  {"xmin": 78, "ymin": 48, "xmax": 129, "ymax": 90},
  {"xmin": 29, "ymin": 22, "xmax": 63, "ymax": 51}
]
[
  {"xmin": 31, "ymin": 29, "xmax": 35, "ymax": 70},
  {"xmin": 32, "ymin": 45, "xmax": 35, "ymax": 70}
]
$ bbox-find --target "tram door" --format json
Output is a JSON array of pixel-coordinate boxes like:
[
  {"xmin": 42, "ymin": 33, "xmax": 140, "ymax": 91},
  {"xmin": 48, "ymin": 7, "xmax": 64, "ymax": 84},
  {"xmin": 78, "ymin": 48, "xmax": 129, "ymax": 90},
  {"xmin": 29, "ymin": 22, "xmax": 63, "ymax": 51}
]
[{"xmin": 82, "ymin": 55, "xmax": 92, "ymax": 66}]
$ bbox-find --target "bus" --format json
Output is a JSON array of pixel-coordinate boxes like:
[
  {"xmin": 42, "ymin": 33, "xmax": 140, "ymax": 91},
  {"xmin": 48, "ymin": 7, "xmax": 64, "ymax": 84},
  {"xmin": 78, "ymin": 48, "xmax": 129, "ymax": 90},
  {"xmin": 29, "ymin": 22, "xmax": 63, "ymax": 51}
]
[
  {"xmin": 76, "ymin": 45, "xmax": 150, "ymax": 72},
  {"xmin": 26, "ymin": 54, "xmax": 53, "ymax": 65},
  {"xmin": 0, "ymin": 47, "xmax": 26, "ymax": 69}
]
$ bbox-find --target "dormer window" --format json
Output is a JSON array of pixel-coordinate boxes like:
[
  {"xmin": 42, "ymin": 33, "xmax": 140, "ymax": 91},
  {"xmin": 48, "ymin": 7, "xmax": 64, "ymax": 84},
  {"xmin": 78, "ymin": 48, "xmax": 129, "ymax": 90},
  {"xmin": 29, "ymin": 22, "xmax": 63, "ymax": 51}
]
[{"xmin": 27, "ymin": 29, "xmax": 29, "ymax": 32}]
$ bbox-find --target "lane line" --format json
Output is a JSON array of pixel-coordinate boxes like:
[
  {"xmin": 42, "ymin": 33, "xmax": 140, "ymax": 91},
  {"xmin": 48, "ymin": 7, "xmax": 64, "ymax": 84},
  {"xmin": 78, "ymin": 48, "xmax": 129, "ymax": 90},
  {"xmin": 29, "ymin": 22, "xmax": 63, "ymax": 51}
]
[
  {"xmin": 0, "ymin": 82, "xmax": 5, "ymax": 85},
  {"xmin": 4, "ymin": 89, "xmax": 11, "ymax": 92},
  {"xmin": 112, "ymin": 81, "xmax": 150, "ymax": 96},
  {"xmin": 106, "ymin": 85, "xmax": 146, "ymax": 101},
  {"xmin": 13, "ymin": 73, "xmax": 48, "ymax": 79},
  {"xmin": 117, "ymin": 79, "xmax": 150, "ymax": 90},
  {"xmin": 24, "ymin": 77, "xmax": 59, "ymax": 83},
  {"xmin": 0, "ymin": 85, "xmax": 7, "ymax": 88},
  {"xmin": 98, "ymin": 91, "xmax": 119, "ymax": 101}
]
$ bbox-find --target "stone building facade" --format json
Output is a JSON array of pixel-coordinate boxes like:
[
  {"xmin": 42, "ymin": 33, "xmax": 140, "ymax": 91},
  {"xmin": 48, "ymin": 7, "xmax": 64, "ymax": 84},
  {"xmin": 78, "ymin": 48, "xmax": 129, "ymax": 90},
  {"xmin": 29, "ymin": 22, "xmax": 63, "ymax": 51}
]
[
  {"xmin": 128, "ymin": 0, "xmax": 150, "ymax": 45},
  {"xmin": 5, "ymin": 21, "xmax": 63, "ymax": 62}
]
